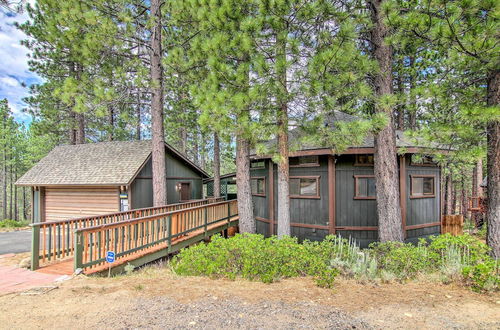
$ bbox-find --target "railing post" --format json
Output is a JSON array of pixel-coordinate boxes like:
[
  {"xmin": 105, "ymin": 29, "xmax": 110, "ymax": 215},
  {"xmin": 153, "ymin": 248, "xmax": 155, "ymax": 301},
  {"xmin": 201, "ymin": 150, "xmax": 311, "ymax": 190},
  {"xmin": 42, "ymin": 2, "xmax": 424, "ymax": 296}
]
[
  {"xmin": 31, "ymin": 225, "xmax": 40, "ymax": 271},
  {"xmin": 74, "ymin": 231, "xmax": 84, "ymax": 272},
  {"xmin": 204, "ymin": 206, "xmax": 208, "ymax": 236},
  {"xmin": 167, "ymin": 215, "xmax": 172, "ymax": 251},
  {"xmin": 227, "ymin": 202, "xmax": 231, "ymax": 225}
]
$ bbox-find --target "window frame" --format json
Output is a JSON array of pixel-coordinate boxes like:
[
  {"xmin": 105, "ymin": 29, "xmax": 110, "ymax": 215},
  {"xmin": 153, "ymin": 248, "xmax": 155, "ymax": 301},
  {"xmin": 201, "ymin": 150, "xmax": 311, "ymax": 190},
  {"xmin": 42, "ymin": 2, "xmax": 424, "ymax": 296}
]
[
  {"xmin": 353, "ymin": 175, "xmax": 376, "ymax": 200},
  {"xmin": 250, "ymin": 176, "xmax": 266, "ymax": 197},
  {"xmin": 410, "ymin": 174, "xmax": 436, "ymax": 199},
  {"xmin": 354, "ymin": 154, "xmax": 375, "ymax": 167},
  {"xmin": 289, "ymin": 176, "xmax": 321, "ymax": 199},
  {"xmin": 289, "ymin": 155, "xmax": 320, "ymax": 168},
  {"xmin": 250, "ymin": 160, "xmax": 266, "ymax": 170}
]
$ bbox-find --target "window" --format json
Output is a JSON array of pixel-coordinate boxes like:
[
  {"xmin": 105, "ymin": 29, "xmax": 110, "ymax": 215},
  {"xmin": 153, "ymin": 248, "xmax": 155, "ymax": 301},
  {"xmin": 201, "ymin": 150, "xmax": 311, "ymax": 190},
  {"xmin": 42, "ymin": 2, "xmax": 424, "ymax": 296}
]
[
  {"xmin": 354, "ymin": 175, "xmax": 376, "ymax": 199},
  {"xmin": 250, "ymin": 160, "xmax": 265, "ymax": 169},
  {"xmin": 411, "ymin": 175, "xmax": 435, "ymax": 198},
  {"xmin": 355, "ymin": 154, "xmax": 374, "ymax": 166},
  {"xmin": 251, "ymin": 177, "xmax": 266, "ymax": 196},
  {"xmin": 289, "ymin": 155, "xmax": 319, "ymax": 167},
  {"xmin": 290, "ymin": 176, "xmax": 320, "ymax": 198}
]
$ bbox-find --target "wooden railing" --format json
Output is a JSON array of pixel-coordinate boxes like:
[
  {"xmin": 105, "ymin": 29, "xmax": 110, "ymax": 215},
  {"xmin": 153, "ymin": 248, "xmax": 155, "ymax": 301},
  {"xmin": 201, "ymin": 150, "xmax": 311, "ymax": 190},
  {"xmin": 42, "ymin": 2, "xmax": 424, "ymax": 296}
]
[
  {"xmin": 30, "ymin": 198, "xmax": 225, "ymax": 270},
  {"xmin": 74, "ymin": 199, "xmax": 238, "ymax": 273}
]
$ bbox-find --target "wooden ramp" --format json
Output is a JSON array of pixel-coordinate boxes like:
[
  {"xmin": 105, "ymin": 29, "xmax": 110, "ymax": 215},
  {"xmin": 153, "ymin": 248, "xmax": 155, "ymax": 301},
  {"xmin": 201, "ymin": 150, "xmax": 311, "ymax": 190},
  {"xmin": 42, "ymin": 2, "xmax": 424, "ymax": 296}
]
[{"xmin": 31, "ymin": 199, "xmax": 238, "ymax": 276}]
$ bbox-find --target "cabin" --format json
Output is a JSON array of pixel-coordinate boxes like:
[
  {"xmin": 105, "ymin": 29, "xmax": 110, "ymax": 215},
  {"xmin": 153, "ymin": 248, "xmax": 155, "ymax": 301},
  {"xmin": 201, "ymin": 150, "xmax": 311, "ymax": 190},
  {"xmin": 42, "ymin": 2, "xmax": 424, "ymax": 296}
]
[
  {"xmin": 207, "ymin": 112, "xmax": 444, "ymax": 247},
  {"xmin": 16, "ymin": 140, "xmax": 209, "ymax": 223}
]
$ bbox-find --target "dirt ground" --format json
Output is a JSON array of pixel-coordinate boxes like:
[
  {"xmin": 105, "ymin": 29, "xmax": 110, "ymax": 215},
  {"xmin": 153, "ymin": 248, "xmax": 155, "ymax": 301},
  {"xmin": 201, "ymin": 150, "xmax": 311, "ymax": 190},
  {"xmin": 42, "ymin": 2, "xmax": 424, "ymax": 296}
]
[{"xmin": 0, "ymin": 262, "xmax": 499, "ymax": 330}]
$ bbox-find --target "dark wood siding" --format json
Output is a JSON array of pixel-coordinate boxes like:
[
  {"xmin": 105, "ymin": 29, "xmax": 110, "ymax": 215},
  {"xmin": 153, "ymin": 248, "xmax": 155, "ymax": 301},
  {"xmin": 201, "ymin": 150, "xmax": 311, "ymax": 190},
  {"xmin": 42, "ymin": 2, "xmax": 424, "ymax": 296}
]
[{"xmin": 130, "ymin": 151, "xmax": 204, "ymax": 208}]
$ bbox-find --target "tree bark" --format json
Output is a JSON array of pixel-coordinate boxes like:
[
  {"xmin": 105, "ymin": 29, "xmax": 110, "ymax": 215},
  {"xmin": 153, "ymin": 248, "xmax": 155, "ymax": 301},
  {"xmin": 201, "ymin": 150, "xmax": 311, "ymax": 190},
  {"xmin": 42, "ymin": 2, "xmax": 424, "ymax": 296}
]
[
  {"xmin": 108, "ymin": 105, "xmax": 114, "ymax": 141},
  {"xmin": 486, "ymin": 70, "xmax": 500, "ymax": 258},
  {"xmin": 276, "ymin": 31, "xmax": 291, "ymax": 238},
  {"xmin": 13, "ymin": 170, "xmax": 17, "ymax": 221},
  {"xmin": 213, "ymin": 132, "xmax": 221, "ymax": 198},
  {"xmin": 74, "ymin": 64, "xmax": 85, "ymax": 144},
  {"xmin": 179, "ymin": 127, "xmax": 187, "ymax": 154},
  {"xmin": 150, "ymin": 0, "xmax": 167, "ymax": 206},
  {"xmin": 472, "ymin": 158, "xmax": 483, "ymax": 226},
  {"xmin": 451, "ymin": 179, "xmax": 457, "ymax": 215},
  {"xmin": 461, "ymin": 175, "xmax": 469, "ymax": 219},
  {"xmin": 136, "ymin": 92, "xmax": 141, "ymax": 140},
  {"xmin": 444, "ymin": 173, "xmax": 453, "ymax": 215},
  {"xmin": 2, "ymin": 124, "xmax": 6, "ymax": 221},
  {"xmin": 368, "ymin": 0, "xmax": 404, "ymax": 242},
  {"xmin": 408, "ymin": 56, "xmax": 417, "ymax": 130},
  {"xmin": 9, "ymin": 164, "xmax": 13, "ymax": 219},
  {"xmin": 236, "ymin": 134, "xmax": 255, "ymax": 233}
]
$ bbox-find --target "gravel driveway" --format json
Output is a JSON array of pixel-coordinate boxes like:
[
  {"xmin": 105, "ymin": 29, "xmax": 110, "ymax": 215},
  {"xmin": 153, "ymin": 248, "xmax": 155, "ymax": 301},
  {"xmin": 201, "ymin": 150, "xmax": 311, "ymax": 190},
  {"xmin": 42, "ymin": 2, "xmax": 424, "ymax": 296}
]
[
  {"xmin": 99, "ymin": 297, "xmax": 372, "ymax": 329},
  {"xmin": 0, "ymin": 230, "xmax": 31, "ymax": 254}
]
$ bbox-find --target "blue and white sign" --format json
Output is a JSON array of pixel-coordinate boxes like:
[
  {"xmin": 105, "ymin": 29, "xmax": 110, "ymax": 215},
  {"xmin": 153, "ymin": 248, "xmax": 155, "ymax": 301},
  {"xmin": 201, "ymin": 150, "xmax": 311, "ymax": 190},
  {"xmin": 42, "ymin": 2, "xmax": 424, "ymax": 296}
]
[{"xmin": 106, "ymin": 251, "xmax": 115, "ymax": 263}]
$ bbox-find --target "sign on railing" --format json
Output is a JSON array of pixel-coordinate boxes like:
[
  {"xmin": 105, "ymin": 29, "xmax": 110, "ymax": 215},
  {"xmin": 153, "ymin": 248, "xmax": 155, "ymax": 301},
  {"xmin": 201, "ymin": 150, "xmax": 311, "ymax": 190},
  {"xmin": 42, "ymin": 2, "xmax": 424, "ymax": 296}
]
[{"xmin": 30, "ymin": 198, "xmax": 225, "ymax": 270}]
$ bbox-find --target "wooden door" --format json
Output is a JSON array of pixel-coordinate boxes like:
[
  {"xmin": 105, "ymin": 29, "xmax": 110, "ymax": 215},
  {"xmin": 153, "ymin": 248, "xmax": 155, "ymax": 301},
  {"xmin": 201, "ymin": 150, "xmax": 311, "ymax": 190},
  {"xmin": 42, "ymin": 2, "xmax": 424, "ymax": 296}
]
[{"xmin": 180, "ymin": 182, "xmax": 191, "ymax": 201}]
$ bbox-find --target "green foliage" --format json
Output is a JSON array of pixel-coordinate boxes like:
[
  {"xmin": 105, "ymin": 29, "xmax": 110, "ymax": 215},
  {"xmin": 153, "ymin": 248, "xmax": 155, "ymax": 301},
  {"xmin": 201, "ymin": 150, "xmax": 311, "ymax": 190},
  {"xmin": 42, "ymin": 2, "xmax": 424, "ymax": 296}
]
[
  {"xmin": 172, "ymin": 234, "xmax": 339, "ymax": 287},
  {"xmin": 0, "ymin": 219, "xmax": 29, "ymax": 228},
  {"xmin": 172, "ymin": 234, "xmax": 497, "ymax": 292},
  {"xmin": 462, "ymin": 260, "xmax": 500, "ymax": 292}
]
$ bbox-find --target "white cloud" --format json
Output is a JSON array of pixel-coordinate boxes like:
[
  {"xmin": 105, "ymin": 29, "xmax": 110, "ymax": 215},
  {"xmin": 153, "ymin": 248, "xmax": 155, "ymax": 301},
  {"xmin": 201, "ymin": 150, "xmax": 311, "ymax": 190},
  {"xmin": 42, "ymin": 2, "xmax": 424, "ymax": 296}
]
[{"xmin": 0, "ymin": 6, "xmax": 41, "ymax": 124}]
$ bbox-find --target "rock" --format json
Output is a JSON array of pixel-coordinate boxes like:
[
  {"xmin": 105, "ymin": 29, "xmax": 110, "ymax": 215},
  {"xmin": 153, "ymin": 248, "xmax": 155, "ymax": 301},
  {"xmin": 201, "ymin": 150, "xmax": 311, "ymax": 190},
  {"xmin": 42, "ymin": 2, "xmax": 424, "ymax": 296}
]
[
  {"xmin": 19, "ymin": 257, "xmax": 30, "ymax": 269},
  {"xmin": 74, "ymin": 268, "xmax": 84, "ymax": 275}
]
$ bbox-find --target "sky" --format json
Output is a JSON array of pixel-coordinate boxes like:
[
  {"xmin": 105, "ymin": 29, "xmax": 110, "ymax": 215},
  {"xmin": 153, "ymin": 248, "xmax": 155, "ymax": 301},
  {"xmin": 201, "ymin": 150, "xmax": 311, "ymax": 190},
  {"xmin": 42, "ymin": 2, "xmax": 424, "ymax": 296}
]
[{"xmin": 0, "ymin": 6, "xmax": 40, "ymax": 124}]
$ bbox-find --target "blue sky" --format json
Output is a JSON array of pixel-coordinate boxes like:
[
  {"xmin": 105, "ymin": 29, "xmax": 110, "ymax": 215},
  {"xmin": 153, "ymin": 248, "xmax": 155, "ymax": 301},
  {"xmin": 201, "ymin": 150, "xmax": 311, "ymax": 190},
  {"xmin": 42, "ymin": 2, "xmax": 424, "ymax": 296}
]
[{"xmin": 0, "ymin": 6, "xmax": 41, "ymax": 124}]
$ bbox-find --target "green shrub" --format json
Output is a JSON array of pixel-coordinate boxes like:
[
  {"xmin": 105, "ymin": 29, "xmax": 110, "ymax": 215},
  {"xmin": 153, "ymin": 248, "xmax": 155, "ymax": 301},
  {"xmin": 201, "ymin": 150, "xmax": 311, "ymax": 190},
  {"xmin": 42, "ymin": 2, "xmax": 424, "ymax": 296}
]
[
  {"xmin": 369, "ymin": 241, "xmax": 431, "ymax": 279},
  {"xmin": 462, "ymin": 260, "xmax": 499, "ymax": 292},
  {"xmin": 172, "ymin": 234, "xmax": 339, "ymax": 287},
  {"xmin": 0, "ymin": 219, "xmax": 28, "ymax": 228},
  {"xmin": 427, "ymin": 234, "xmax": 491, "ymax": 265}
]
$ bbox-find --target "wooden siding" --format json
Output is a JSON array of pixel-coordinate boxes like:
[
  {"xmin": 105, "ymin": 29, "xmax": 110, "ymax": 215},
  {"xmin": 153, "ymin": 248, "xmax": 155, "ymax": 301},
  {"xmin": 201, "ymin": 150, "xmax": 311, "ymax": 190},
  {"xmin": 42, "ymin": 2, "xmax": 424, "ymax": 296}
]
[
  {"xmin": 130, "ymin": 154, "xmax": 204, "ymax": 208},
  {"xmin": 252, "ymin": 154, "xmax": 441, "ymax": 246},
  {"xmin": 405, "ymin": 162, "xmax": 441, "ymax": 239},
  {"xmin": 44, "ymin": 186, "xmax": 119, "ymax": 221}
]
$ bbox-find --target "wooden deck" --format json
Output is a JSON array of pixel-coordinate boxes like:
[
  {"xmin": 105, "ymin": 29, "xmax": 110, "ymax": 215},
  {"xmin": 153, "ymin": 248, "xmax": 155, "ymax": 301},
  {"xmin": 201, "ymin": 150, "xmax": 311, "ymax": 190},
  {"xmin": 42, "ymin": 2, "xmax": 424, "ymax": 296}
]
[{"xmin": 35, "ymin": 214, "xmax": 239, "ymax": 276}]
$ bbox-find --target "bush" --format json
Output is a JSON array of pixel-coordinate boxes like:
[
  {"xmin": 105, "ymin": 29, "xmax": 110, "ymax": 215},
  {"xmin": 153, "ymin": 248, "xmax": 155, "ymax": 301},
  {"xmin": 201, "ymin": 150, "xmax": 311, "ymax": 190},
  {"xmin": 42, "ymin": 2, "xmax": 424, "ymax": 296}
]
[
  {"xmin": 171, "ymin": 233, "xmax": 497, "ymax": 292},
  {"xmin": 369, "ymin": 241, "xmax": 432, "ymax": 279},
  {"xmin": 172, "ymin": 234, "xmax": 339, "ymax": 287},
  {"xmin": 462, "ymin": 260, "xmax": 499, "ymax": 292},
  {"xmin": 0, "ymin": 219, "xmax": 28, "ymax": 228}
]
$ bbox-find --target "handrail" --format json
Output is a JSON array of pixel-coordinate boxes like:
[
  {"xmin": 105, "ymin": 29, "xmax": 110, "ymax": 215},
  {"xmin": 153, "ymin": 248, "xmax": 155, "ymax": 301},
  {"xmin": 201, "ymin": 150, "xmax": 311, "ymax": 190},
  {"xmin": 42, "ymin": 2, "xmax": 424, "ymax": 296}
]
[
  {"xmin": 30, "ymin": 197, "xmax": 225, "ymax": 227},
  {"xmin": 75, "ymin": 199, "xmax": 232, "ymax": 233},
  {"xmin": 30, "ymin": 197, "xmax": 225, "ymax": 270},
  {"xmin": 73, "ymin": 199, "xmax": 238, "ymax": 272}
]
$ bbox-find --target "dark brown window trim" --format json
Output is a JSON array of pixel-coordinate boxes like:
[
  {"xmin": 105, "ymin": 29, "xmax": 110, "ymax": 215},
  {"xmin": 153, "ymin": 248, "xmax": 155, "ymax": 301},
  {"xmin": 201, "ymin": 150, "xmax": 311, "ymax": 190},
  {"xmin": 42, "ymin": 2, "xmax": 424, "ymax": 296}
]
[
  {"xmin": 354, "ymin": 175, "xmax": 376, "ymax": 200},
  {"xmin": 251, "ymin": 176, "xmax": 266, "ymax": 197},
  {"xmin": 354, "ymin": 154, "xmax": 374, "ymax": 167},
  {"xmin": 289, "ymin": 156, "xmax": 321, "ymax": 168},
  {"xmin": 409, "ymin": 174, "xmax": 436, "ymax": 199},
  {"xmin": 289, "ymin": 176, "xmax": 321, "ymax": 199}
]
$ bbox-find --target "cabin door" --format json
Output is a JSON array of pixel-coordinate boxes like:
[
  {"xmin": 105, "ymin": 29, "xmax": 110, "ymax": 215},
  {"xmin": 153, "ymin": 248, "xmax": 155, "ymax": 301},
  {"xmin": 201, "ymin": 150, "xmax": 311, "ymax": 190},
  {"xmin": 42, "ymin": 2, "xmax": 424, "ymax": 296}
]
[{"xmin": 179, "ymin": 182, "xmax": 191, "ymax": 201}]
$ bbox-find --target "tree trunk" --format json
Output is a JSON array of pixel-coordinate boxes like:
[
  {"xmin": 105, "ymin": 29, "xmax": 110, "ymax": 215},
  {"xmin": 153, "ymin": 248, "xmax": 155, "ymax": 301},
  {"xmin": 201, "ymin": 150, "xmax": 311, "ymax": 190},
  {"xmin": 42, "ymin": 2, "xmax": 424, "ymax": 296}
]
[
  {"xmin": 486, "ymin": 70, "xmax": 500, "ymax": 258},
  {"xmin": 150, "ymin": 0, "xmax": 167, "ymax": 206},
  {"xmin": 408, "ymin": 56, "xmax": 417, "ymax": 130},
  {"xmin": 451, "ymin": 180, "xmax": 457, "ymax": 215},
  {"xmin": 444, "ymin": 173, "xmax": 453, "ymax": 215},
  {"xmin": 276, "ymin": 31, "xmax": 291, "ymax": 238},
  {"xmin": 193, "ymin": 134, "xmax": 200, "ymax": 165},
  {"xmin": 236, "ymin": 134, "xmax": 255, "ymax": 233},
  {"xmin": 179, "ymin": 127, "xmax": 187, "ymax": 154},
  {"xmin": 23, "ymin": 187, "xmax": 27, "ymax": 221},
  {"xmin": 108, "ymin": 105, "xmax": 114, "ymax": 141},
  {"xmin": 9, "ymin": 164, "xmax": 13, "ymax": 220},
  {"xmin": 75, "ymin": 113, "xmax": 85, "ymax": 144},
  {"xmin": 2, "ymin": 132, "xmax": 6, "ymax": 221},
  {"xmin": 213, "ymin": 132, "xmax": 221, "ymax": 198},
  {"xmin": 69, "ymin": 111, "xmax": 77, "ymax": 145},
  {"xmin": 136, "ymin": 92, "xmax": 141, "ymax": 140},
  {"xmin": 461, "ymin": 175, "xmax": 469, "ymax": 219},
  {"xmin": 472, "ymin": 159, "xmax": 483, "ymax": 226},
  {"xmin": 368, "ymin": 0, "xmax": 404, "ymax": 242},
  {"xmin": 13, "ymin": 170, "xmax": 17, "ymax": 221},
  {"xmin": 396, "ymin": 65, "xmax": 405, "ymax": 130}
]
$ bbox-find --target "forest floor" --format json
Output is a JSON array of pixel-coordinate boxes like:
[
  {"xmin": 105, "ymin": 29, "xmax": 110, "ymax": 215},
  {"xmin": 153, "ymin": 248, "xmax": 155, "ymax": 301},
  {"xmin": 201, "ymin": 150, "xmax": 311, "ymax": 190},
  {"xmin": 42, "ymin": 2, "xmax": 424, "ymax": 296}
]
[{"xmin": 0, "ymin": 261, "xmax": 499, "ymax": 329}]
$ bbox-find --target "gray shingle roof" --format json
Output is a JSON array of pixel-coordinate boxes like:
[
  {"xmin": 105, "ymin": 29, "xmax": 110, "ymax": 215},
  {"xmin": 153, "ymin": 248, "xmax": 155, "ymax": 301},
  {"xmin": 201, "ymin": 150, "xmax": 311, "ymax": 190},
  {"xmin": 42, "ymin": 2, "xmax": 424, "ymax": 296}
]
[
  {"xmin": 253, "ymin": 111, "xmax": 444, "ymax": 155},
  {"xmin": 16, "ymin": 140, "xmax": 208, "ymax": 186}
]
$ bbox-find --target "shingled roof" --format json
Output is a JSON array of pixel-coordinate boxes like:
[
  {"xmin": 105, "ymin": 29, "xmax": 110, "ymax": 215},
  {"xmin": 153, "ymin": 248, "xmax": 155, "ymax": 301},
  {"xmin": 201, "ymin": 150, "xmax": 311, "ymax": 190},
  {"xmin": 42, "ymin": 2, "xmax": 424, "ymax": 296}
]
[
  {"xmin": 16, "ymin": 140, "xmax": 208, "ymax": 186},
  {"xmin": 252, "ymin": 111, "xmax": 444, "ymax": 156}
]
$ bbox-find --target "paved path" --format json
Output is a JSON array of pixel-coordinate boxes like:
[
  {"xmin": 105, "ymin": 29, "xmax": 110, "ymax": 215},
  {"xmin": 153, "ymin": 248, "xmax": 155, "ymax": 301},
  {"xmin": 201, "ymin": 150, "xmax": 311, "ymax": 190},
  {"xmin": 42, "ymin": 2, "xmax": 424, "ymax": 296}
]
[
  {"xmin": 0, "ymin": 230, "xmax": 31, "ymax": 254},
  {"xmin": 0, "ymin": 254, "xmax": 70, "ymax": 295}
]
